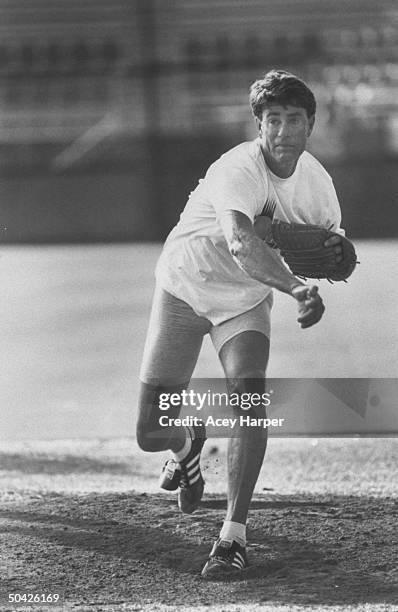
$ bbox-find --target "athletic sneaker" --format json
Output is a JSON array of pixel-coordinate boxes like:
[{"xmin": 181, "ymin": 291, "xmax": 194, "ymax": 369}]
[
  {"xmin": 159, "ymin": 423, "xmax": 207, "ymax": 513},
  {"xmin": 201, "ymin": 539, "xmax": 249, "ymax": 579},
  {"xmin": 178, "ymin": 423, "xmax": 206, "ymax": 513},
  {"xmin": 158, "ymin": 459, "xmax": 181, "ymax": 491}
]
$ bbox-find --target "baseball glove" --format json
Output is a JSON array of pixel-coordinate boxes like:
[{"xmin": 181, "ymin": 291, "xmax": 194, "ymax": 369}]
[{"xmin": 269, "ymin": 220, "xmax": 358, "ymax": 282}]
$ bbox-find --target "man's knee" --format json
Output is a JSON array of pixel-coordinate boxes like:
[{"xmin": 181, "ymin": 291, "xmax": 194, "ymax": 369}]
[
  {"xmin": 224, "ymin": 368, "xmax": 267, "ymax": 421},
  {"xmin": 225, "ymin": 368, "xmax": 266, "ymax": 395},
  {"xmin": 136, "ymin": 381, "xmax": 184, "ymax": 452},
  {"xmin": 136, "ymin": 421, "xmax": 170, "ymax": 453}
]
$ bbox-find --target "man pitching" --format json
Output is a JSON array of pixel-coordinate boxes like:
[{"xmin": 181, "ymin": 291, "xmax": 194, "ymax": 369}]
[{"xmin": 136, "ymin": 70, "xmax": 346, "ymax": 579}]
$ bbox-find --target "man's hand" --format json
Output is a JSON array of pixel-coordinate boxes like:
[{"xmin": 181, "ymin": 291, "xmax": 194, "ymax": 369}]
[
  {"xmin": 324, "ymin": 233, "xmax": 343, "ymax": 263},
  {"xmin": 292, "ymin": 285, "xmax": 325, "ymax": 329}
]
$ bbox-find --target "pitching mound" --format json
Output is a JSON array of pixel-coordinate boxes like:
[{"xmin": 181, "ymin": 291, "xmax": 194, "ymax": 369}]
[{"xmin": 0, "ymin": 438, "xmax": 397, "ymax": 611}]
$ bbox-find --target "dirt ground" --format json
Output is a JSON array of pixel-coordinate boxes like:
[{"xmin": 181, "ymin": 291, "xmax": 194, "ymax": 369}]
[{"xmin": 0, "ymin": 437, "xmax": 397, "ymax": 612}]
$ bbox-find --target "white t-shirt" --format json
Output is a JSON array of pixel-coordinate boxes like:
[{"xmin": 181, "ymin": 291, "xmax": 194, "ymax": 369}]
[{"xmin": 155, "ymin": 138, "xmax": 343, "ymax": 325}]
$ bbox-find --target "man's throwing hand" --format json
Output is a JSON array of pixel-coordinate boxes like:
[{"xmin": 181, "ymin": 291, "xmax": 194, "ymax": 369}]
[{"xmin": 292, "ymin": 285, "xmax": 325, "ymax": 329}]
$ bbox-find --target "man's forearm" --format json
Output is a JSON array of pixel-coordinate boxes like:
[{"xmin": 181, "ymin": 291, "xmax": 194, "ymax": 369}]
[{"xmin": 230, "ymin": 230, "xmax": 303, "ymax": 295}]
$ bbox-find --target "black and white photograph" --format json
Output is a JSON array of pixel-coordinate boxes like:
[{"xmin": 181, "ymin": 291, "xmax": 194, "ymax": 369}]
[{"xmin": 0, "ymin": 1, "xmax": 397, "ymax": 611}]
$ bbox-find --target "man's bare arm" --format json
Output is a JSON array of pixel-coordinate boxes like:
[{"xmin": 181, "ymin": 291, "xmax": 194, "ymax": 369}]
[
  {"xmin": 219, "ymin": 210, "xmax": 325, "ymax": 328},
  {"xmin": 219, "ymin": 210, "xmax": 302, "ymax": 295}
]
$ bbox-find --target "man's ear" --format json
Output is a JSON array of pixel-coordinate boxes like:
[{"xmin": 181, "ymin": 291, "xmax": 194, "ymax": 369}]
[
  {"xmin": 255, "ymin": 116, "xmax": 262, "ymax": 134},
  {"xmin": 307, "ymin": 114, "xmax": 315, "ymax": 137}
]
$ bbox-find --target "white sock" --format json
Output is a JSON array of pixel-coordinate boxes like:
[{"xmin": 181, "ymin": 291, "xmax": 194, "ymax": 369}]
[
  {"xmin": 172, "ymin": 426, "xmax": 192, "ymax": 462},
  {"xmin": 219, "ymin": 520, "xmax": 246, "ymax": 547}
]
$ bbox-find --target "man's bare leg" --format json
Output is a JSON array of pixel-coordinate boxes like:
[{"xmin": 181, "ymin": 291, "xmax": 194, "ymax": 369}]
[
  {"xmin": 136, "ymin": 381, "xmax": 189, "ymax": 453},
  {"xmin": 201, "ymin": 331, "xmax": 269, "ymax": 578},
  {"xmin": 220, "ymin": 331, "xmax": 270, "ymax": 525},
  {"xmin": 225, "ymin": 414, "xmax": 268, "ymax": 524}
]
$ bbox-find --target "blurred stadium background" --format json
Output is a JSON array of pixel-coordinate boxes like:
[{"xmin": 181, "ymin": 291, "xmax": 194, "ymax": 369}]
[
  {"xmin": 0, "ymin": 0, "xmax": 397, "ymax": 440},
  {"xmin": 0, "ymin": 0, "xmax": 397, "ymax": 242}
]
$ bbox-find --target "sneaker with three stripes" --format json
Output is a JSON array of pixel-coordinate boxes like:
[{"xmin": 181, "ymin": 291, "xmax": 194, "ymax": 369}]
[
  {"xmin": 159, "ymin": 423, "xmax": 206, "ymax": 514},
  {"xmin": 158, "ymin": 459, "xmax": 181, "ymax": 491},
  {"xmin": 178, "ymin": 423, "xmax": 206, "ymax": 513},
  {"xmin": 201, "ymin": 539, "xmax": 249, "ymax": 579}
]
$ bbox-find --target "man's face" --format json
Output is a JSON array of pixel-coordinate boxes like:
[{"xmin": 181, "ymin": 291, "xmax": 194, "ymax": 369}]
[{"xmin": 258, "ymin": 104, "xmax": 315, "ymax": 176}]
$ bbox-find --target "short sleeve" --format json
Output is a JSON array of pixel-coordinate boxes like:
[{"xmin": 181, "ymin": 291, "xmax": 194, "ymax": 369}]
[
  {"xmin": 326, "ymin": 179, "xmax": 345, "ymax": 236},
  {"xmin": 205, "ymin": 163, "xmax": 266, "ymax": 223}
]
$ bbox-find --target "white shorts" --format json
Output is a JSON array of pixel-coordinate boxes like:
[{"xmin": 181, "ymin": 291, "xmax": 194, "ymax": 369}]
[{"xmin": 139, "ymin": 286, "xmax": 273, "ymax": 385}]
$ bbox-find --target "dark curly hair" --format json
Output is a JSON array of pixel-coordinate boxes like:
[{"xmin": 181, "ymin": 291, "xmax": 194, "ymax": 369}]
[{"xmin": 249, "ymin": 69, "xmax": 316, "ymax": 120}]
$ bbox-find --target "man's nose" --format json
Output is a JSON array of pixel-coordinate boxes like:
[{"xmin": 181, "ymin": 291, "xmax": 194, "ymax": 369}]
[{"xmin": 277, "ymin": 121, "xmax": 291, "ymax": 137}]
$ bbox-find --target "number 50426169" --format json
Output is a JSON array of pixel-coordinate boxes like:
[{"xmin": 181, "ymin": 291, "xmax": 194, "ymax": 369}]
[{"xmin": 8, "ymin": 593, "xmax": 62, "ymax": 604}]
